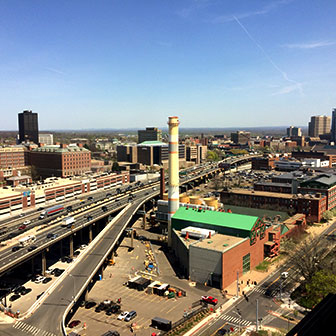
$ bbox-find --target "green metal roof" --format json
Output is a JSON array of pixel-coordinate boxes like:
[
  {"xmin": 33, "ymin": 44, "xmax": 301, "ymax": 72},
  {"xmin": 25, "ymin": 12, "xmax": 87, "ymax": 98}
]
[
  {"xmin": 139, "ymin": 140, "xmax": 166, "ymax": 146},
  {"xmin": 172, "ymin": 206, "xmax": 258, "ymax": 232}
]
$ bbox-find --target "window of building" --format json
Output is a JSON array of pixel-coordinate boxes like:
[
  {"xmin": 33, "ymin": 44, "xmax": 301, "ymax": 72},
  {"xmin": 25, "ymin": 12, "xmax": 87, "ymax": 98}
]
[{"xmin": 242, "ymin": 253, "xmax": 250, "ymax": 274}]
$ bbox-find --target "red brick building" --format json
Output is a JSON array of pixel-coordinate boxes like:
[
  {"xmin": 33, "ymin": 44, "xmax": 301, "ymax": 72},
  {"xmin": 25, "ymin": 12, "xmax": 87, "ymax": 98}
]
[
  {"xmin": 221, "ymin": 189, "xmax": 326, "ymax": 222},
  {"xmin": 29, "ymin": 144, "xmax": 91, "ymax": 178},
  {"xmin": 252, "ymin": 156, "xmax": 278, "ymax": 170}
]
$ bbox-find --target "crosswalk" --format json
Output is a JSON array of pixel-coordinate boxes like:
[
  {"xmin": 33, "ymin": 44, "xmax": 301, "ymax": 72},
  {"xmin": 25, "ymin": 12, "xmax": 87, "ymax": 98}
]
[
  {"xmin": 13, "ymin": 321, "xmax": 56, "ymax": 336},
  {"xmin": 219, "ymin": 314, "xmax": 252, "ymax": 326},
  {"xmin": 251, "ymin": 286, "xmax": 278, "ymax": 297}
]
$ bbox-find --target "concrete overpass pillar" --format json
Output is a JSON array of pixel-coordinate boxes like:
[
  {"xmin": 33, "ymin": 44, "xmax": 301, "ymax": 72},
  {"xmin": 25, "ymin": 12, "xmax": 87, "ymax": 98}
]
[
  {"xmin": 80, "ymin": 229, "xmax": 83, "ymax": 243},
  {"xmin": 69, "ymin": 235, "xmax": 74, "ymax": 258},
  {"xmin": 142, "ymin": 204, "xmax": 146, "ymax": 229},
  {"xmin": 84, "ymin": 288, "xmax": 89, "ymax": 301},
  {"xmin": 41, "ymin": 250, "xmax": 47, "ymax": 276},
  {"xmin": 31, "ymin": 257, "xmax": 35, "ymax": 274},
  {"xmin": 89, "ymin": 225, "xmax": 93, "ymax": 243},
  {"xmin": 60, "ymin": 240, "xmax": 63, "ymax": 256}
]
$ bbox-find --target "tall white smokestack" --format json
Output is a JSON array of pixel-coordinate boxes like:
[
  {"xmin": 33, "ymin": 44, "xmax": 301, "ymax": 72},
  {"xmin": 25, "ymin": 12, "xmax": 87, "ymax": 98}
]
[{"xmin": 168, "ymin": 116, "xmax": 180, "ymax": 247}]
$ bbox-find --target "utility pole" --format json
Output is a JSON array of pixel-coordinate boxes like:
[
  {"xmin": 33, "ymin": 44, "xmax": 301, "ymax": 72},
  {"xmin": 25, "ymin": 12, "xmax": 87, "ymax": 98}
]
[
  {"xmin": 236, "ymin": 271, "xmax": 239, "ymax": 298},
  {"xmin": 256, "ymin": 299, "xmax": 259, "ymax": 331}
]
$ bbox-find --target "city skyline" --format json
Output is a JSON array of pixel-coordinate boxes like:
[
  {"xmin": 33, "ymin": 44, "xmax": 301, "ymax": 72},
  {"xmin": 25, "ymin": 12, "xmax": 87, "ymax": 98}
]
[{"xmin": 1, "ymin": 0, "xmax": 335, "ymax": 130}]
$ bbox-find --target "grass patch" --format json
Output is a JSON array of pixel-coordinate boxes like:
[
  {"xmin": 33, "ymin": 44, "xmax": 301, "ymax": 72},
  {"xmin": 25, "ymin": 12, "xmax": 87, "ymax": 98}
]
[{"xmin": 255, "ymin": 260, "xmax": 271, "ymax": 272}]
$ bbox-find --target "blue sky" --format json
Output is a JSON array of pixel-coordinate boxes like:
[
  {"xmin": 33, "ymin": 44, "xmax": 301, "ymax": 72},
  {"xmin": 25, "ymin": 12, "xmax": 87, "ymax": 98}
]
[{"xmin": 1, "ymin": 0, "xmax": 335, "ymax": 130}]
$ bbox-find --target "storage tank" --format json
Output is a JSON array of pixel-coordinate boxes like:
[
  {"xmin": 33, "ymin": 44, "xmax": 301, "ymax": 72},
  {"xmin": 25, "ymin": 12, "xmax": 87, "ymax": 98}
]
[
  {"xmin": 162, "ymin": 193, "xmax": 168, "ymax": 201},
  {"xmin": 204, "ymin": 197, "xmax": 218, "ymax": 209},
  {"xmin": 189, "ymin": 196, "xmax": 202, "ymax": 205},
  {"xmin": 179, "ymin": 194, "xmax": 190, "ymax": 203}
]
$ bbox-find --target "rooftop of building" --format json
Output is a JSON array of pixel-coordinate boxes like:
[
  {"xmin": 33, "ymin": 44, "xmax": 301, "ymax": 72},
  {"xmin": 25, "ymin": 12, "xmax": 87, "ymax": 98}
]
[
  {"xmin": 175, "ymin": 229, "xmax": 246, "ymax": 253},
  {"xmin": 301, "ymin": 173, "xmax": 336, "ymax": 188},
  {"xmin": 254, "ymin": 181, "xmax": 292, "ymax": 188},
  {"xmin": 172, "ymin": 206, "xmax": 258, "ymax": 232},
  {"xmin": 138, "ymin": 141, "xmax": 167, "ymax": 146},
  {"xmin": 224, "ymin": 188, "xmax": 325, "ymax": 200},
  {"xmin": 32, "ymin": 144, "xmax": 89, "ymax": 153},
  {"xmin": 222, "ymin": 205, "xmax": 290, "ymax": 222}
]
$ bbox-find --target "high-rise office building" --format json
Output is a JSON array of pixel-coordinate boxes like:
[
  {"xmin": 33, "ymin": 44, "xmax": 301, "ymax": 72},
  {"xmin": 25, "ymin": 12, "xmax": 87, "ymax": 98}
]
[
  {"xmin": 331, "ymin": 109, "xmax": 336, "ymax": 142},
  {"xmin": 308, "ymin": 115, "xmax": 331, "ymax": 138},
  {"xmin": 18, "ymin": 110, "xmax": 39, "ymax": 144},
  {"xmin": 287, "ymin": 126, "xmax": 302, "ymax": 137},
  {"xmin": 138, "ymin": 127, "xmax": 162, "ymax": 144}
]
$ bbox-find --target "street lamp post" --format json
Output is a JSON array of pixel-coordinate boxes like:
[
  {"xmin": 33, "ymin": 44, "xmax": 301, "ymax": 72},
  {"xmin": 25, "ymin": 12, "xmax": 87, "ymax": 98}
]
[{"xmin": 69, "ymin": 274, "xmax": 76, "ymax": 303}]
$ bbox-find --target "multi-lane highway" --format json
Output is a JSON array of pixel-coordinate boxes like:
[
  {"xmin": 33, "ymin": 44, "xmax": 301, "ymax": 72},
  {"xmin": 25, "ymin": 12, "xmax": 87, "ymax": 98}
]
[{"xmin": 0, "ymin": 188, "xmax": 159, "ymax": 335}]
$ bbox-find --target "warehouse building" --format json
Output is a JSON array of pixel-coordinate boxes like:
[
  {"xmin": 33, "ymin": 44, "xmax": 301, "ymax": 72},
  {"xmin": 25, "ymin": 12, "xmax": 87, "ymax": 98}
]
[{"xmin": 171, "ymin": 206, "xmax": 276, "ymax": 289}]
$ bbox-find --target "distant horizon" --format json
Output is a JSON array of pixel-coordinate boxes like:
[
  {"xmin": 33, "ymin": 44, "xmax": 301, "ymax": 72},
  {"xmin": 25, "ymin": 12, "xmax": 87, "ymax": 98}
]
[{"xmin": 0, "ymin": 125, "xmax": 308, "ymax": 134}]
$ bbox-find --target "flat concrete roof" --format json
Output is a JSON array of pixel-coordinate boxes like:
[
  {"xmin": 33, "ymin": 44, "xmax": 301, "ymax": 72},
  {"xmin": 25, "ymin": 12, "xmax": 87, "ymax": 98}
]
[{"xmin": 177, "ymin": 230, "xmax": 246, "ymax": 253}]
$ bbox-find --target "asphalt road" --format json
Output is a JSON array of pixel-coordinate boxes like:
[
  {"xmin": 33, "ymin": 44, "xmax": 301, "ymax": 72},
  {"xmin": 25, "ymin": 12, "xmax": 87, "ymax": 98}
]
[
  {"xmin": 195, "ymin": 220, "xmax": 336, "ymax": 336},
  {"xmin": 0, "ymin": 188, "xmax": 157, "ymax": 335}
]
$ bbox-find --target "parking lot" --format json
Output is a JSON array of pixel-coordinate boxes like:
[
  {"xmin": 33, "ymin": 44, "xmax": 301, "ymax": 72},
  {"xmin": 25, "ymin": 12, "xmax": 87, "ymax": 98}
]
[{"xmin": 69, "ymin": 220, "xmax": 225, "ymax": 336}]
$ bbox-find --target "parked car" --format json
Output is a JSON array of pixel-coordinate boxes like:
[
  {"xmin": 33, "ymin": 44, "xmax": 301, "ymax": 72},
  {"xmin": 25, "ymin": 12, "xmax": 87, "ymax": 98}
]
[
  {"xmin": 95, "ymin": 303, "xmax": 106, "ymax": 313},
  {"xmin": 124, "ymin": 310, "xmax": 137, "ymax": 322},
  {"xmin": 101, "ymin": 331, "xmax": 120, "ymax": 336},
  {"xmin": 117, "ymin": 311, "xmax": 129, "ymax": 320},
  {"xmin": 85, "ymin": 301, "xmax": 96, "ymax": 309},
  {"xmin": 34, "ymin": 276, "xmax": 46, "ymax": 284},
  {"xmin": 9, "ymin": 294, "xmax": 20, "ymax": 301},
  {"xmin": 52, "ymin": 268, "xmax": 64, "ymax": 277},
  {"xmin": 21, "ymin": 288, "xmax": 32, "ymax": 295},
  {"xmin": 14, "ymin": 286, "xmax": 25, "ymax": 295},
  {"xmin": 105, "ymin": 303, "xmax": 119, "ymax": 316},
  {"xmin": 68, "ymin": 320, "xmax": 81, "ymax": 328},
  {"xmin": 42, "ymin": 277, "xmax": 52, "ymax": 284},
  {"xmin": 201, "ymin": 296, "xmax": 218, "ymax": 305},
  {"xmin": 73, "ymin": 250, "xmax": 81, "ymax": 257}
]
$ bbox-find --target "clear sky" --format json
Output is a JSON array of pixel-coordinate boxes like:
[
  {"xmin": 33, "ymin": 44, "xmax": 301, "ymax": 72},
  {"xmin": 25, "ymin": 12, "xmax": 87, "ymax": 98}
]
[{"xmin": 1, "ymin": 0, "xmax": 335, "ymax": 130}]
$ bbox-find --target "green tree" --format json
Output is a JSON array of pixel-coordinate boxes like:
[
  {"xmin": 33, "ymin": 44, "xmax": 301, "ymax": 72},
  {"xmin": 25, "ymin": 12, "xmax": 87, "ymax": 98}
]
[
  {"xmin": 322, "ymin": 210, "xmax": 333, "ymax": 222},
  {"xmin": 288, "ymin": 235, "xmax": 333, "ymax": 282},
  {"xmin": 305, "ymin": 270, "xmax": 336, "ymax": 307},
  {"xmin": 112, "ymin": 161, "xmax": 121, "ymax": 172},
  {"xmin": 206, "ymin": 150, "xmax": 219, "ymax": 162}
]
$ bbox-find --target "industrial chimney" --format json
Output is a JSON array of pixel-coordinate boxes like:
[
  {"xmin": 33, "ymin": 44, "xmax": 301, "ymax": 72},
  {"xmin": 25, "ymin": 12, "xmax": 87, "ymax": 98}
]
[{"xmin": 168, "ymin": 116, "xmax": 180, "ymax": 247}]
